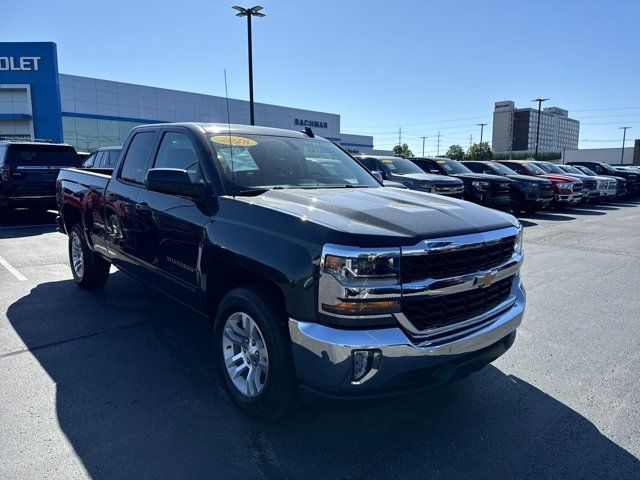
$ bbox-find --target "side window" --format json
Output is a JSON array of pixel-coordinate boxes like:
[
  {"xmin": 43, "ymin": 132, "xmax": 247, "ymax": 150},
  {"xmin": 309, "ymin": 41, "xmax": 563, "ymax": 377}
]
[
  {"xmin": 0, "ymin": 145, "xmax": 7, "ymax": 166},
  {"xmin": 153, "ymin": 131, "xmax": 203, "ymax": 182},
  {"xmin": 361, "ymin": 158, "xmax": 379, "ymax": 172},
  {"xmin": 107, "ymin": 150, "xmax": 121, "ymax": 167},
  {"xmin": 465, "ymin": 162, "xmax": 481, "ymax": 173},
  {"xmin": 510, "ymin": 164, "xmax": 525, "ymax": 174},
  {"xmin": 95, "ymin": 151, "xmax": 105, "ymax": 167},
  {"xmin": 83, "ymin": 152, "xmax": 96, "ymax": 168},
  {"xmin": 119, "ymin": 132, "xmax": 155, "ymax": 184}
]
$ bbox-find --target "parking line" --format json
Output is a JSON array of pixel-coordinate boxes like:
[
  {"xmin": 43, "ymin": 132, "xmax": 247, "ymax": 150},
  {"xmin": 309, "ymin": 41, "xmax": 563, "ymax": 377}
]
[{"xmin": 0, "ymin": 255, "xmax": 28, "ymax": 281}]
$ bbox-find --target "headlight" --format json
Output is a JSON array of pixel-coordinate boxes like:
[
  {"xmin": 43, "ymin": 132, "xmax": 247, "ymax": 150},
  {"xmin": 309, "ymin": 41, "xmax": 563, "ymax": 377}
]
[
  {"xmin": 323, "ymin": 250, "xmax": 400, "ymax": 287},
  {"xmin": 557, "ymin": 182, "xmax": 572, "ymax": 189},
  {"xmin": 514, "ymin": 227, "xmax": 523, "ymax": 255},
  {"xmin": 419, "ymin": 182, "xmax": 433, "ymax": 191},
  {"xmin": 320, "ymin": 247, "xmax": 401, "ymax": 317},
  {"xmin": 472, "ymin": 180, "xmax": 490, "ymax": 190}
]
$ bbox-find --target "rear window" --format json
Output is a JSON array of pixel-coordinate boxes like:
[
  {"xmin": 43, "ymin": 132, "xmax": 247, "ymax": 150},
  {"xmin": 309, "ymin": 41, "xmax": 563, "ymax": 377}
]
[
  {"xmin": 6, "ymin": 144, "xmax": 80, "ymax": 167},
  {"xmin": 105, "ymin": 149, "xmax": 121, "ymax": 167}
]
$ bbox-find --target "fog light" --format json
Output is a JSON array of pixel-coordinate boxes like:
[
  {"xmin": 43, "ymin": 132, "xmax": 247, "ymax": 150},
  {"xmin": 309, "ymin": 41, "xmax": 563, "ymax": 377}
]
[{"xmin": 352, "ymin": 350, "xmax": 374, "ymax": 382}]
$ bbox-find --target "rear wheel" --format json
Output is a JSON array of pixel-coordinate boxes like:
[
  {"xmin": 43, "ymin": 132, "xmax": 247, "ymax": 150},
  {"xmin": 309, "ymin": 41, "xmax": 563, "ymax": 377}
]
[
  {"xmin": 213, "ymin": 285, "xmax": 297, "ymax": 419},
  {"xmin": 69, "ymin": 224, "xmax": 110, "ymax": 290}
]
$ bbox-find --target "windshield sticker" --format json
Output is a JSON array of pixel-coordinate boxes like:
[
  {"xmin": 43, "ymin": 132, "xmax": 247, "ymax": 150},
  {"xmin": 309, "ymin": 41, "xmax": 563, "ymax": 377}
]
[
  {"xmin": 210, "ymin": 135, "xmax": 258, "ymax": 147},
  {"xmin": 381, "ymin": 159, "xmax": 394, "ymax": 164}
]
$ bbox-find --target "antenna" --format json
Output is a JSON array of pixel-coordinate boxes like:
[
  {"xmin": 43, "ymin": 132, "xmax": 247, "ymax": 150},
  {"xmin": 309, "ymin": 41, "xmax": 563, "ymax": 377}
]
[{"xmin": 224, "ymin": 70, "xmax": 236, "ymax": 197}]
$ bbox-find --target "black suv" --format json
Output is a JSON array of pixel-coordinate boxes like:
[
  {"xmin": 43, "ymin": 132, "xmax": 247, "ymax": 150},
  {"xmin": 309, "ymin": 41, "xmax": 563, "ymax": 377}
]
[
  {"xmin": 0, "ymin": 140, "xmax": 81, "ymax": 212},
  {"xmin": 81, "ymin": 146, "xmax": 122, "ymax": 171},
  {"xmin": 356, "ymin": 155, "xmax": 464, "ymax": 197},
  {"xmin": 409, "ymin": 157, "xmax": 513, "ymax": 210},
  {"xmin": 462, "ymin": 161, "xmax": 553, "ymax": 214},
  {"xmin": 568, "ymin": 161, "xmax": 639, "ymax": 196}
]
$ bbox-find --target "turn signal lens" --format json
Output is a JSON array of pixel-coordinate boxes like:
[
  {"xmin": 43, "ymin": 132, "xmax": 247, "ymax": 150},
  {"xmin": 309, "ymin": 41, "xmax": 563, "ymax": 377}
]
[{"xmin": 321, "ymin": 299, "xmax": 400, "ymax": 315}]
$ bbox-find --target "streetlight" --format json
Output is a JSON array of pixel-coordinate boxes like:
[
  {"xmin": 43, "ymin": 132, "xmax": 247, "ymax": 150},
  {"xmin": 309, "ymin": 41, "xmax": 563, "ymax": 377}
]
[
  {"xmin": 532, "ymin": 98, "xmax": 549, "ymax": 159},
  {"xmin": 232, "ymin": 5, "xmax": 265, "ymax": 126},
  {"xmin": 620, "ymin": 126, "xmax": 632, "ymax": 164}
]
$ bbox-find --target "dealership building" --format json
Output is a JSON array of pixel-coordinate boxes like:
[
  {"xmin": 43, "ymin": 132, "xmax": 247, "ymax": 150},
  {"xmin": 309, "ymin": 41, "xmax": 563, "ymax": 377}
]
[{"xmin": 0, "ymin": 42, "xmax": 377, "ymax": 153}]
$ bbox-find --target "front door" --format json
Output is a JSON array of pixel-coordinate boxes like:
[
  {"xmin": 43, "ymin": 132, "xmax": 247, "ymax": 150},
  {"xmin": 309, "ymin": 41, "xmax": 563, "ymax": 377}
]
[{"xmin": 134, "ymin": 129, "xmax": 209, "ymax": 302}]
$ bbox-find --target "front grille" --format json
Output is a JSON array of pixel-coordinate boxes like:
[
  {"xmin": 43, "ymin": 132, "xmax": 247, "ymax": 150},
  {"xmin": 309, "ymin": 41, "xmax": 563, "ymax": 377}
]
[
  {"xmin": 584, "ymin": 180, "xmax": 597, "ymax": 190},
  {"xmin": 490, "ymin": 182, "xmax": 511, "ymax": 196},
  {"xmin": 572, "ymin": 184, "xmax": 583, "ymax": 193},
  {"xmin": 402, "ymin": 277, "xmax": 513, "ymax": 331},
  {"xmin": 400, "ymin": 236, "xmax": 516, "ymax": 283},
  {"xmin": 433, "ymin": 185, "xmax": 463, "ymax": 193}
]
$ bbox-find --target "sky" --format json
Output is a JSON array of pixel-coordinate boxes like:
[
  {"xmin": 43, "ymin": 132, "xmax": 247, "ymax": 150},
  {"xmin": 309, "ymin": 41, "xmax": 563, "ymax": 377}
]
[{"xmin": 3, "ymin": 0, "xmax": 640, "ymax": 154}]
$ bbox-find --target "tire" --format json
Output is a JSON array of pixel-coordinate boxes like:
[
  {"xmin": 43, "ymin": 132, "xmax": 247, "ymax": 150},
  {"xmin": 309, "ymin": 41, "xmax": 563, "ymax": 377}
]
[
  {"xmin": 68, "ymin": 224, "xmax": 110, "ymax": 290},
  {"xmin": 512, "ymin": 192, "xmax": 526, "ymax": 215},
  {"xmin": 213, "ymin": 284, "xmax": 297, "ymax": 419}
]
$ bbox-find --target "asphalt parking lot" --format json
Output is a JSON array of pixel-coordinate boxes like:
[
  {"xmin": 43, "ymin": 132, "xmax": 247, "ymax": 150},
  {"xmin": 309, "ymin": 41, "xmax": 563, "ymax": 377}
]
[{"xmin": 1, "ymin": 202, "xmax": 639, "ymax": 480}]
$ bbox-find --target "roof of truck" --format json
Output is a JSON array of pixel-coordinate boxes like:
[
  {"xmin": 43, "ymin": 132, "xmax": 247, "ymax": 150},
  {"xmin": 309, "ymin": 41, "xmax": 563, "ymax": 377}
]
[{"xmin": 133, "ymin": 122, "xmax": 328, "ymax": 140}]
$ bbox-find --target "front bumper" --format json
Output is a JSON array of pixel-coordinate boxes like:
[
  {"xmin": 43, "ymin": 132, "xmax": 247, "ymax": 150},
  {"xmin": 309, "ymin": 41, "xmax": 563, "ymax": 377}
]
[{"xmin": 289, "ymin": 277, "xmax": 525, "ymax": 397}]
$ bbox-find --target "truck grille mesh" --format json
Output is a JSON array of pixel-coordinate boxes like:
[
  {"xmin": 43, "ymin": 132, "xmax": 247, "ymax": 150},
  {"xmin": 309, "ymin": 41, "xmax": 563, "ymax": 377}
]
[
  {"xmin": 400, "ymin": 236, "xmax": 516, "ymax": 283},
  {"xmin": 402, "ymin": 277, "xmax": 513, "ymax": 331}
]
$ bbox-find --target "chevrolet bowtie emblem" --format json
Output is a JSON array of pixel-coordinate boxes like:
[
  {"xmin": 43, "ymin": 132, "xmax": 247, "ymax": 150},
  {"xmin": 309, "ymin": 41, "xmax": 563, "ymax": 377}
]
[{"xmin": 475, "ymin": 270, "xmax": 498, "ymax": 288}]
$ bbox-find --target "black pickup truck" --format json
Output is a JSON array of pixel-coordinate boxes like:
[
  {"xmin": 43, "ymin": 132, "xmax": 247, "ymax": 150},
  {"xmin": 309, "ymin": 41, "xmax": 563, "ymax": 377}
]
[
  {"xmin": 57, "ymin": 123, "xmax": 526, "ymax": 418},
  {"xmin": 409, "ymin": 157, "xmax": 513, "ymax": 210}
]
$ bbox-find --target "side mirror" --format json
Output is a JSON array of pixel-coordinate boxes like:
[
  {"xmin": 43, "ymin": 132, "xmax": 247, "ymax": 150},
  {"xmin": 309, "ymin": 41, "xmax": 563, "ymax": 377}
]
[
  {"xmin": 145, "ymin": 168, "xmax": 204, "ymax": 199},
  {"xmin": 371, "ymin": 171, "xmax": 384, "ymax": 181}
]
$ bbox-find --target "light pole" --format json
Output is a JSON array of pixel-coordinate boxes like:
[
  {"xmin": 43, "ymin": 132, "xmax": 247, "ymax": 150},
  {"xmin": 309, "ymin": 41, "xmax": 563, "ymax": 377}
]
[
  {"xmin": 421, "ymin": 136, "xmax": 427, "ymax": 156},
  {"xmin": 477, "ymin": 123, "xmax": 487, "ymax": 160},
  {"xmin": 232, "ymin": 5, "xmax": 265, "ymax": 126},
  {"xmin": 478, "ymin": 123, "xmax": 487, "ymax": 144},
  {"xmin": 620, "ymin": 126, "xmax": 632, "ymax": 164},
  {"xmin": 532, "ymin": 98, "xmax": 549, "ymax": 160}
]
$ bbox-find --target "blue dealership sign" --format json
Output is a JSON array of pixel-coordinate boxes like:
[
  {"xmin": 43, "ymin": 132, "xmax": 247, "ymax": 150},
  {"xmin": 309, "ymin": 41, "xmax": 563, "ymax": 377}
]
[{"xmin": 0, "ymin": 42, "xmax": 63, "ymax": 142}]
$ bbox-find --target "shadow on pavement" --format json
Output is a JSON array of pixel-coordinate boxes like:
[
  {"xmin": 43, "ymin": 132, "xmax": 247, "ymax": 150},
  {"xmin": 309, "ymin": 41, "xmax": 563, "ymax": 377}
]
[
  {"xmin": 562, "ymin": 208, "xmax": 607, "ymax": 216},
  {"xmin": 6, "ymin": 274, "xmax": 640, "ymax": 479},
  {"xmin": 0, "ymin": 209, "xmax": 57, "ymax": 239},
  {"xmin": 519, "ymin": 211, "xmax": 576, "ymax": 222}
]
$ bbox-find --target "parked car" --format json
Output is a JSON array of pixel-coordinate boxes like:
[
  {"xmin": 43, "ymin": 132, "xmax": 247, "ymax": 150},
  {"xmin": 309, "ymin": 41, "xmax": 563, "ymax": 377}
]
[
  {"xmin": 532, "ymin": 161, "xmax": 599, "ymax": 203},
  {"xmin": 462, "ymin": 160, "xmax": 553, "ymax": 214},
  {"xmin": 0, "ymin": 140, "xmax": 81, "ymax": 213},
  {"xmin": 573, "ymin": 165, "xmax": 626, "ymax": 198},
  {"xmin": 557, "ymin": 164, "xmax": 617, "ymax": 201},
  {"xmin": 356, "ymin": 155, "xmax": 464, "ymax": 197},
  {"xmin": 496, "ymin": 160, "xmax": 583, "ymax": 208},
  {"xmin": 81, "ymin": 146, "xmax": 122, "ymax": 171},
  {"xmin": 57, "ymin": 123, "xmax": 526, "ymax": 419},
  {"xmin": 568, "ymin": 161, "xmax": 640, "ymax": 196},
  {"xmin": 409, "ymin": 157, "xmax": 513, "ymax": 210}
]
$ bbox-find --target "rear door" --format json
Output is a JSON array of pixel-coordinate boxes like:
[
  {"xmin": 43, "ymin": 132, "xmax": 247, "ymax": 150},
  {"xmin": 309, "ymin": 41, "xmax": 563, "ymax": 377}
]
[
  {"xmin": 103, "ymin": 130, "xmax": 158, "ymax": 274},
  {"xmin": 5, "ymin": 144, "xmax": 81, "ymax": 199},
  {"xmin": 133, "ymin": 128, "xmax": 208, "ymax": 300}
]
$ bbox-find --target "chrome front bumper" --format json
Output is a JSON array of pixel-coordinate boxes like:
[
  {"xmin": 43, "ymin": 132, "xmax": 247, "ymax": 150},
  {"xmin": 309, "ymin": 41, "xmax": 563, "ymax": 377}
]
[{"xmin": 289, "ymin": 277, "xmax": 525, "ymax": 395}]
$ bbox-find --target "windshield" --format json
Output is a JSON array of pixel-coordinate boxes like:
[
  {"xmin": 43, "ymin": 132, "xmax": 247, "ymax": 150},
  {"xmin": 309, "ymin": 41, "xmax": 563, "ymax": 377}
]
[
  {"xmin": 600, "ymin": 163, "xmax": 619, "ymax": 174},
  {"xmin": 560, "ymin": 165, "xmax": 583, "ymax": 175},
  {"xmin": 378, "ymin": 157, "xmax": 424, "ymax": 175},
  {"xmin": 575, "ymin": 166, "xmax": 596, "ymax": 176},
  {"xmin": 210, "ymin": 134, "xmax": 379, "ymax": 192},
  {"xmin": 6, "ymin": 144, "xmax": 80, "ymax": 167},
  {"xmin": 436, "ymin": 159, "xmax": 473, "ymax": 174},
  {"xmin": 487, "ymin": 162, "xmax": 516, "ymax": 175},
  {"xmin": 522, "ymin": 163, "xmax": 546, "ymax": 175},
  {"xmin": 536, "ymin": 162, "xmax": 565, "ymax": 174}
]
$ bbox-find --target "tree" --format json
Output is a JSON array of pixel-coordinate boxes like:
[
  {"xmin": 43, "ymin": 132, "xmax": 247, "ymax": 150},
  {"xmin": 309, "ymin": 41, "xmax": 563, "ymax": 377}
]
[
  {"xmin": 465, "ymin": 142, "xmax": 493, "ymax": 161},
  {"xmin": 445, "ymin": 144, "xmax": 465, "ymax": 161},
  {"xmin": 392, "ymin": 143, "xmax": 413, "ymax": 157}
]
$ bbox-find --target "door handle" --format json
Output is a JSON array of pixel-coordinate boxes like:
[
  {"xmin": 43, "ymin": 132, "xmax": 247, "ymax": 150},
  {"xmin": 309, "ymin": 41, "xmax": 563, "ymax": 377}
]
[
  {"xmin": 135, "ymin": 202, "xmax": 150, "ymax": 212},
  {"xmin": 106, "ymin": 193, "xmax": 117, "ymax": 202}
]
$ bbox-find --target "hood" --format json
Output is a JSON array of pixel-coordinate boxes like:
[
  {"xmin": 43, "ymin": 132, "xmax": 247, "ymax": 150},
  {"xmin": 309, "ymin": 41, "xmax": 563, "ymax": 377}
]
[
  {"xmin": 540, "ymin": 173, "xmax": 578, "ymax": 183},
  {"xmin": 452, "ymin": 173, "xmax": 510, "ymax": 182},
  {"xmin": 390, "ymin": 173, "xmax": 463, "ymax": 185},
  {"xmin": 230, "ymin": 187, "xmax": 518, "ymax": 247},
  {"xmin": 505, "ymin": 174, "xmax": 551, "ymax": 184}
]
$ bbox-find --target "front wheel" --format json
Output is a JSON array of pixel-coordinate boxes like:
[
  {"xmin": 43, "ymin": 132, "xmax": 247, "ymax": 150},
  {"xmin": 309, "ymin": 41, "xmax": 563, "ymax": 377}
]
[
  {"xmin": 69, "ymin": 224, "xmax": 110, "ymax": 290},
  {"xmin": 213, "ymin": 285, "xmax": 297, "ymax": 419}
]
